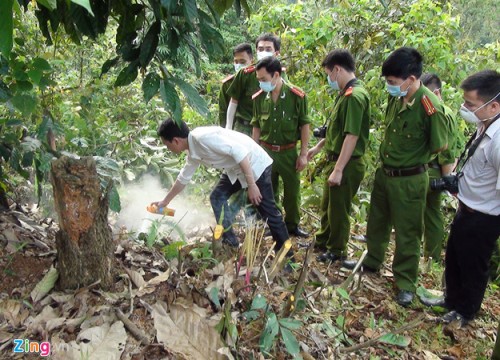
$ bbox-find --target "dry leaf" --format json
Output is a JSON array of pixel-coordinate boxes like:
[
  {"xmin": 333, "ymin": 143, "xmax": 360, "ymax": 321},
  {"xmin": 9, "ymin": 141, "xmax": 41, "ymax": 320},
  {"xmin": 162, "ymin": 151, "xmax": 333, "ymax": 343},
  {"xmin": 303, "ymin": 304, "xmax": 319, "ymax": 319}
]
[
  {"xmin": 52, "ymin": 321, "xmax": 127, "ymax": 360},
  {"xmin": 152, "ymin": 301, "xmax": 226, "ymax": 360},
  {"xmin": 124, "ymin": 268, "xmax": 146, "ymax": 289},
  {"xmin": 0, "ymin": 299, "xmax": 21, "ymax": 327},
  {"xmin": 31, "ymin": 266, "xmax": 59, "ymax": 303},
  {"xmin": 447, "ymin": 344, "xmax": 465, "ymax": 359},
  {"xmin": 136, "ymin": 269, "xmax": 171, "ymax": 297},
  {"xmin": 423, "ymin": 350, "xmax": 441, "ymax": 360}
]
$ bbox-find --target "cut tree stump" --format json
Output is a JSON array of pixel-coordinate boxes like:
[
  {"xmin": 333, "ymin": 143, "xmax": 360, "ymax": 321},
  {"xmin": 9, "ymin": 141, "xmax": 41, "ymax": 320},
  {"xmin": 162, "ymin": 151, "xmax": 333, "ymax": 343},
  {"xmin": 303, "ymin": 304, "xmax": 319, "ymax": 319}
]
[{"xmin": 51, "ymin": 156, "xmax": 113, "ymax": 290}]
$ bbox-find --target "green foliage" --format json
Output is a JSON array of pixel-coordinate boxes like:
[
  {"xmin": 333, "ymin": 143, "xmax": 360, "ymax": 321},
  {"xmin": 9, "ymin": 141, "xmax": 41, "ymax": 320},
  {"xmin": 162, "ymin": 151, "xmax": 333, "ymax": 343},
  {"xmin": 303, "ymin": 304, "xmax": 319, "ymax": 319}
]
[
  {"xmin": 242, "ymin": 294, "xmax": 302, "ymax": 358},
  {"xmin": 162, "ymin": 240, "xmax": 187, "ymax": 260}
]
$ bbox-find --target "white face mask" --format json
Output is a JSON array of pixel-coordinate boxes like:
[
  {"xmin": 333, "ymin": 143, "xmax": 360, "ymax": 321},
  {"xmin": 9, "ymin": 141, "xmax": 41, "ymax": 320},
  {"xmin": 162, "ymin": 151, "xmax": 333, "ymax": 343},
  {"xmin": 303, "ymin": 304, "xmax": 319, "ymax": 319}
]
[
  {"xmin": 257, "ymin": 51, "xmax": 274, "ymax": 61},
  {"xmin": 234, "ymin": 63, "xmax": 245, "ymax": 72},
  {"xmin": 459, "ymin": 105, "xmax": 481, "ymax": 124},
  {"xmin": 459, "ymin": 92, "xmax": 500, "ymax": 124}
]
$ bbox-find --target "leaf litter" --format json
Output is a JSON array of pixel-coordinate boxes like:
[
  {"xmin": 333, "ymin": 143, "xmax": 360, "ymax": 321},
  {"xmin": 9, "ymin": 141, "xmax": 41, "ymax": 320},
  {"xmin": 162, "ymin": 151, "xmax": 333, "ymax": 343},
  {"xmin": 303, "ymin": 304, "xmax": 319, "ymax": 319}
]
[{"xmin": 0, "ymin": 206, "xmax": 498, "ymax": 359}]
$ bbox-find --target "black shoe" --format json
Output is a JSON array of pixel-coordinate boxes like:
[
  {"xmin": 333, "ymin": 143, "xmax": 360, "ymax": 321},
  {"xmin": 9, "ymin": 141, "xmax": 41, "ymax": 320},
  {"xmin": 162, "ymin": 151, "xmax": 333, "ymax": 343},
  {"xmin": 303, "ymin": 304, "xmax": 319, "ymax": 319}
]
[
  {"xmin": 419, "ymin": 296, "xmax": 447, "ymax": 308},
  {"xmin": 317, "ymin": 252, "xmax": 346, "ymax": 263},
  {"xmin": 341, "ymin": 260, "xmax": 378, "ymax": 273},
  {"xmin": 222, "ymin": 234, "xmax": 239, "ymax": 248},
  {"xmin": 396, "ymin": 290, "xmax": 414, "ymax": 307},
  {"xmin": 440, "ymin": 310, "xmax": 469, "ymax": 326},
  {"xmin": 289, "ymin": 227, "xmax": 309, "ymax": 238}
]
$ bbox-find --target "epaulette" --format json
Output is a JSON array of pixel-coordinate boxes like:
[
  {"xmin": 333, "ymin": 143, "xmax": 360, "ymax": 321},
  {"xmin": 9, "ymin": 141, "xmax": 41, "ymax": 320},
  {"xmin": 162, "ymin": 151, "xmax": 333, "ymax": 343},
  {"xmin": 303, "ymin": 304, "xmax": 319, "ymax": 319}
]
[
  {"xmin": 222, "ymin": 74, "xmax": 234, "ymax": 84},
  {"xmin": 244, "ymin": 65, "xmax": 256, "ymax": 74},
  {"xmin": 421, "ymin": 95, "xmax": 437, "ymax": 116},
  {"xmin": 252, "ymin": 89, "xmax": 264, "ymax": 100},
  {"xmin": 290, "ymin": 87, "xmax": 305, "ymax": 98},
  {"xmin": 344, "ymin": 87, "xmax": 353, "ymax": 97}
]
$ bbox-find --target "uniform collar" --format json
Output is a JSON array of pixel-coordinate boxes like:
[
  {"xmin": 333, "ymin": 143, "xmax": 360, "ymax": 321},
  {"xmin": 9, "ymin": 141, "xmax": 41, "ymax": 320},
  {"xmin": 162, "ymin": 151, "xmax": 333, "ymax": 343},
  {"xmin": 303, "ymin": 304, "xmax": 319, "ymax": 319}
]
[{"xmin": 399, "ymin": 84, "xmax": 425, "ymax": 112}]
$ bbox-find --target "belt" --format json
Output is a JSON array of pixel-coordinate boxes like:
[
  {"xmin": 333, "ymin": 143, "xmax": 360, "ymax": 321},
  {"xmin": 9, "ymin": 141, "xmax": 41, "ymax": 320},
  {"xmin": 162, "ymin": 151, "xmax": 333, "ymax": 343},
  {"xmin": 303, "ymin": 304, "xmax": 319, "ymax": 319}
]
[
  {"xmin": 260, "ymin": 141, "xmax": 296, "ymax": 152},
  {"xmin": 383, "ymin": 164, "xmax": 427, "ymax": 177},
  {"xmin": 326, "ymin": 152, "xmax": 361, "ymax": 162}
]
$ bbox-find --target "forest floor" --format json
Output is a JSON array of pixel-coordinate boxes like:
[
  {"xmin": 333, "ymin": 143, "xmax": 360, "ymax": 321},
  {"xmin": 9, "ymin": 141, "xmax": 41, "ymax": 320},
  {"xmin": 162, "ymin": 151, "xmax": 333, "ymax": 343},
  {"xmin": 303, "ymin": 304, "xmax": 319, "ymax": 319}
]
[{"xmin": 0, "ymin": 204, "xmax": 498, "ymax": 359}]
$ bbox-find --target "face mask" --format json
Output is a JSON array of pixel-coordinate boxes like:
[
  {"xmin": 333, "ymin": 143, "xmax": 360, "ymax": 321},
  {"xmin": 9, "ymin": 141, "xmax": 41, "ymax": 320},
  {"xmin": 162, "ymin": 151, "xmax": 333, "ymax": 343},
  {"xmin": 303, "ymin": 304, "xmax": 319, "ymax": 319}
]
[
  {"xmin": 327, "ymin": 70, "xmax": 340, "ymax": 91},
  {"xmin": 257, "ymin": 51, "xmax": 274, "ymax": 61},
  {"xmin": 459, "ymin": 92, "xmax": 500, "ymax": 123},
  {"xmin": 259, "ymin": 80, "xmax": 276, "ymax": 93},
  {"xmin": 459, "ymin": 105, "xmax": 481, "ymax": 124},
  {"xmin": 234, "ymin": 63, "xmax": 245, "ymax": 72},
  {"xmin": 386, "ymin": 78, "xmax": 411, "ymax": 97}
]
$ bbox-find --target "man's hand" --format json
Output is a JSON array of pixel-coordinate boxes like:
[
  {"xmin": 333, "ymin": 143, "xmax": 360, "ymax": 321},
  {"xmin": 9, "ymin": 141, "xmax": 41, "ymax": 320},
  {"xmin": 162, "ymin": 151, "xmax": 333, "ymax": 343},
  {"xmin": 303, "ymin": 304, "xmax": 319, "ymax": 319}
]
[
  {"xmin": 151, "ymin": 199, "xmax": 169, "ymax": 208},
  {"xmin": 328, "ymin": 169, "xmax": 343, "ymax": 186},
  {"xmin": 296, "ymin": 154, "xmax": 308, "ymax": 172},
  {"xmin": 247, "ymin": 183, "xmax": 262, "ymax": 206},
  {"xmin": 307, "ymin": 146, "xmax": 320, "ymax": 162}
]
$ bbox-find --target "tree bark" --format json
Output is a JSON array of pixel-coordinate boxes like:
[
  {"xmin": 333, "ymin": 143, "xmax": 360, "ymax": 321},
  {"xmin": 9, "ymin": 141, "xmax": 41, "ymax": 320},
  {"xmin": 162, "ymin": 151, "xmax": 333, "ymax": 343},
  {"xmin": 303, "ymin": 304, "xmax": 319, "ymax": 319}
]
[{"xmin": 51, "ymin": 156, "xmax": 113, "ymax": 290}]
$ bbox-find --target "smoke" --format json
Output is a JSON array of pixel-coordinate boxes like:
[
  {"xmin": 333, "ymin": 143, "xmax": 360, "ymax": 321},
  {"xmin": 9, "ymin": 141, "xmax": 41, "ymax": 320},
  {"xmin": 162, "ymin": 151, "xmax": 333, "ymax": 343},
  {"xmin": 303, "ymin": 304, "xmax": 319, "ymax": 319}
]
[{"xmin": 115, "ymin": 174, "xmax": 215, "ymax": 242}]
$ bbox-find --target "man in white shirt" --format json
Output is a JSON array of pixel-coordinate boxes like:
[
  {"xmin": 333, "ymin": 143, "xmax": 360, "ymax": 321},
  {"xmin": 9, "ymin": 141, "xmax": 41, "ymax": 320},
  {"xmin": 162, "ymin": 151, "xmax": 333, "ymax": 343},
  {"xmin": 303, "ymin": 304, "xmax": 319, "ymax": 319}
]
[
  {"xmin": 423, "ymin": 70, "xmax": 500, "ymax": 326},
  {"xmin": 152, "ymin": 118, "xmax": 290, "ymax": 249}
]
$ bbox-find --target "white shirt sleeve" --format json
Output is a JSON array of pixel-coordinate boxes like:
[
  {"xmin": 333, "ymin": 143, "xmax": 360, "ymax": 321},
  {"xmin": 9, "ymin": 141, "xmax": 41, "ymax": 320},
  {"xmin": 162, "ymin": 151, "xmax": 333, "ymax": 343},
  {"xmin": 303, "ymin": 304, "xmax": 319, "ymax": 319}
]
[
  {"xmin": 226, "ymin": 102, "xmax": 238, "ymax": 130},
  {"xmin": 177, "ymin": 157, "xmax": 200, "ymax": 185}
]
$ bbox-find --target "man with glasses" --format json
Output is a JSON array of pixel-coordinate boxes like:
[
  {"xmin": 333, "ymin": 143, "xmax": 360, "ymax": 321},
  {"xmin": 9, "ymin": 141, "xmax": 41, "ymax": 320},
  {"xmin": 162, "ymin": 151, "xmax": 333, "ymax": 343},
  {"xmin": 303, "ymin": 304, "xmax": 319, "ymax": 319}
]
[{"xmin": 422, "ymin": 70, "xmax": 500, "ymax": 326}]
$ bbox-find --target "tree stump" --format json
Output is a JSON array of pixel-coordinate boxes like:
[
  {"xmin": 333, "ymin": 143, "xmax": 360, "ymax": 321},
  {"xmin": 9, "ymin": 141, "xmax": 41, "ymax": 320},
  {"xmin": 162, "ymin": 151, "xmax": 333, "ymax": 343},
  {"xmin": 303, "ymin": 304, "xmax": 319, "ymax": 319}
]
[{"xmin": 51, "ymin": 156, "xmax": 113, "ymax": 290}]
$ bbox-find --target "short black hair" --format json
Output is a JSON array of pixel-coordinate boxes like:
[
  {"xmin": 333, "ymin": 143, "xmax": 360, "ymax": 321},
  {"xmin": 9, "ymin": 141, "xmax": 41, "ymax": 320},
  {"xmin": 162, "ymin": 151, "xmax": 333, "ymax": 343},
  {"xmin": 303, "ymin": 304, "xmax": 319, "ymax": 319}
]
[
  {"xmin": 321, "ymin": 49, "xmax": 356, "ymax": 72},
  {"xmin": 233, "ymin": 43, "xmax": 253, "ymax": 58},
  {"xmin": 381, "ymin": 47, "xmax": 423, "ymax": 79},
  {"xmin": 421, "ymin": 73, "xmax": 442, "ymax": 91},
  {"xmin": 461, "ymin": 70, "xmax": 500, "ymax": 103},
  {"xmin": 255, "ymin": 33, "xmax": 281, "ymax": 52},
  {"xmin": 256, "ymin": 56, "xmax": 282, "ymax": 75},
  {"xmin": 157, "ymin": 118, "xmax": 189, "ymax": 142}
]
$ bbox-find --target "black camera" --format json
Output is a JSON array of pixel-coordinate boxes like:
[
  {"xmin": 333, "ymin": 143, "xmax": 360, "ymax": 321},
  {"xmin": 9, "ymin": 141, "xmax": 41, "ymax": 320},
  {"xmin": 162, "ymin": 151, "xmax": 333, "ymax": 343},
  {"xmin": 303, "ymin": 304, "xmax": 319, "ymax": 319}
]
[
  {"xmin": 313, "ymin": 125, "xmax": 327, "ymax": 138},
  {"xmin": 430, "ymin": 174, "xmax": 459, "ymax": 194}
]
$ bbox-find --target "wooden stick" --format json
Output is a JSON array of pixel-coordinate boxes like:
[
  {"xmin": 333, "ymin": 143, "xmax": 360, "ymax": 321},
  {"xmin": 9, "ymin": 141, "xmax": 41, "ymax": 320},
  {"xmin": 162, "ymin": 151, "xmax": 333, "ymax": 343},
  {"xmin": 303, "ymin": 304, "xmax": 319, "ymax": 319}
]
[
  {"xmin": 282, "ymin": 236, "xmax": 317, "ymax": 317},
  {"xmin": 339, "ymin": 314, "xmax": 424, "ymax": 353},
  {"xmin": 340, "ymin": 249, "xmax": 368, "ymax": 290},
  {"xmin": 115, "ymin": 308, "xmax": 149, "ymax": 346}
]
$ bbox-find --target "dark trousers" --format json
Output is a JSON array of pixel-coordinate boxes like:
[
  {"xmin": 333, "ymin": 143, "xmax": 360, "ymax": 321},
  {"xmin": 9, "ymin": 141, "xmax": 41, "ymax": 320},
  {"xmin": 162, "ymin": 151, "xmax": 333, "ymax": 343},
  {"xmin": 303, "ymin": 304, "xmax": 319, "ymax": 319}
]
[
  {"xmin": 444, "ymin": 205, "xmax": 500, "ymax": 319},
  {"xmin": 209, "ymin": 166, "xmax": 289, "ymax": 249}
]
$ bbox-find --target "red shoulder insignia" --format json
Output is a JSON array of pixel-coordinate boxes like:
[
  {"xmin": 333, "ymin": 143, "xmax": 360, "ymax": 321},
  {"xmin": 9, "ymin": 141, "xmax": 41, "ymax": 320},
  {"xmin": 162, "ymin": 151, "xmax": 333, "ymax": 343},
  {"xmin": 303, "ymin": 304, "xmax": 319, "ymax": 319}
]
[
  {"xmin": 290, "ymin": 87, "xmax": 305, "ymax": 98},
  {"xmin": 252, "ymin": 89, "xmax": 264, "ymax": 100},
  {"xmin": 344, "ymin": 87, "xmax": 353, "ymax": 97},
  {"xmin": 222, "ymin": 74, "xmax": 234, "ymax": 84},
  {"xmin": 244, "ymin": 65, "xmax": 256, "ymax": 74},
  {"xmin": 421, "ymin": 95, "xmax": 437, "ymax": 116}
]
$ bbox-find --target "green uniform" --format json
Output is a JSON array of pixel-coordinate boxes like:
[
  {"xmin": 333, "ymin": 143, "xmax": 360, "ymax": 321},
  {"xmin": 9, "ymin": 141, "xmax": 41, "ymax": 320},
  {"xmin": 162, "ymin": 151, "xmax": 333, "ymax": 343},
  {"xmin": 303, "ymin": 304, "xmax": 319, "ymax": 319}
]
[
  {"xmin": 218, "ymin": 74, "xmax": 234, "ymax": 128},
  {"xmin": 364, "ymin": 85, "xmax": 448, "ymax": 292},
  {"xmin": 251, "ymin": 81, "xmax": 310, "ymax": 230},
  {"xmin": 424, "ymin": 105, "xmax": 458, "ymax": 260},
  {"xmin": 226, "ymin": 65, "xmax": 260, "ymax": 136},
  {"xmin": 316, "ymin": 80, "xmax": 371, "ymax": 256}
]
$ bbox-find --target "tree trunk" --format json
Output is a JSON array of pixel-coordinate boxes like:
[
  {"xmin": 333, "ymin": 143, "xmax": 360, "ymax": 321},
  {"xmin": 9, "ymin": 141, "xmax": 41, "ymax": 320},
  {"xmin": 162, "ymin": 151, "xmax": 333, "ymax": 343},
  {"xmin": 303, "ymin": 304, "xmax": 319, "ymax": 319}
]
[{"xmin": 51, "ymin": 156, "xmax": 113, "ymax": 290}]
